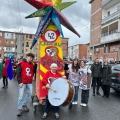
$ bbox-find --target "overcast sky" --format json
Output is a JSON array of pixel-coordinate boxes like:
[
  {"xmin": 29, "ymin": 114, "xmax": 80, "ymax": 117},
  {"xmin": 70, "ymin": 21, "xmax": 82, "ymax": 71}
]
[{"xmin": 0, "ymin": 0, "xmax": 91, "ymax": 46}]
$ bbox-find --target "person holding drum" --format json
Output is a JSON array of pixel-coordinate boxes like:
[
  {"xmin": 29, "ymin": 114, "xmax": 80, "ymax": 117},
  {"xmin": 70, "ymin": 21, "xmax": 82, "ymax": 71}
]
[
  {"xmin": 68, "ymin": 58, "xmax": 80, "ymax": 105},
  {"xmin": 42, "ymin": 63, "xmax": 66, "ymax": 119},
  {"xmin": 79, "ymin": 60, "xmax": 91, "ymax": 107}
]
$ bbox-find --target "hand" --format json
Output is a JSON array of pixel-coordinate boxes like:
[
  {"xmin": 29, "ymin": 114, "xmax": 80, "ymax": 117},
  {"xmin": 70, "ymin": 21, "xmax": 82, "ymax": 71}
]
[
  {"xmin": 19, "ymin": 83, "xmax": 23, "ymax": 88},
  {"xmin": 62, "ymin": 76, "xmax": 66, "ymax": 79},
  {"xmin": 46, "ymin": 84, "xmax": 50, "ymax": 89}
]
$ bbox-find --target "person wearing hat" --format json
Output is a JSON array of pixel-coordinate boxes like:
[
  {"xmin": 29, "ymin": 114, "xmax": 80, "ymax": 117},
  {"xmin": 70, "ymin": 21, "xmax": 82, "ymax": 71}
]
[
  {"xmin": 42, "ymin": 63, "xmax": 66, "ymax": 119},
  {"xmin": 16, "ymin": 53, "xmax": 35, "ymax": 116}
]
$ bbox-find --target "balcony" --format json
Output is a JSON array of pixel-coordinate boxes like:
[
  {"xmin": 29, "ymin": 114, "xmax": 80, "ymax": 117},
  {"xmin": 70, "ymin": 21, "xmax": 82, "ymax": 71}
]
[
  {"xmin": 102, "ymin": 0, "xmax": 120, "ymax": 9},
  {"xmin": 102, "ymin": 10, "xmax": 120, "ymax": 25},
  {"xmin": 101, "ymin": 32, "xmax": 120, "ymax": 44}
]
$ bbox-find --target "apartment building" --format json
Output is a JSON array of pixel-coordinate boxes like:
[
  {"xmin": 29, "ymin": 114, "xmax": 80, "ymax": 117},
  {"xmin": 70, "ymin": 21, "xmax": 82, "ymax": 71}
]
[
  {"xmin": 89, "ymin": 0, "xmax": 120, "ymax": 62},
  {"xmin": 4, "ymin": 32, "xmax": 16, "ymax": 57},
  {"xmin": 0, "ymin": 31, "xmax": 5, "ymax": 58},
  {"xmin": 68, "ymin": 44, "xmax": 88, "ymax": 59}
]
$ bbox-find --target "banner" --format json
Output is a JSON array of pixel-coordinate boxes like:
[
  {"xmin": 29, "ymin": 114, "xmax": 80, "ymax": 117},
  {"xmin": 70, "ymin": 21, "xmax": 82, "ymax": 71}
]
[
  {"xmin": 52, "ymin": 9, "xmax": 64, "ymax": 37},
  {"xmin": 36, "ymin": 23, "xmax": 64, "ymax": 98}
]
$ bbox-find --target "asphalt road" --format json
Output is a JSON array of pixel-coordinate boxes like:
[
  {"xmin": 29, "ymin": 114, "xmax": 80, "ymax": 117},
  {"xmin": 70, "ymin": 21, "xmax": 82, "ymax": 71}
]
[{"xmin": 0, "ymin": 79, "xmax": 120, "ymax": 120}]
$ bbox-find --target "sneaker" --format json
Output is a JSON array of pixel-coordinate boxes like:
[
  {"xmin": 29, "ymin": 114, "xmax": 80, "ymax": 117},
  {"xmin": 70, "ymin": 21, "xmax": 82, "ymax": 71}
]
[
  {"xmin": 82, "ymin": 104, "xmax": 87, "ymax": 107},
  {"xmin": 74, "ymin": 102, "xmax": 78, "ymax": 105},
  {"xmin": 42, "ymin": 112, "xmax": 47, "ymax": 119},
  {"xmin": 22, "ymin": 105, "xmax": 29, "ymax": 112},
  {"xmin": 2, "ymin": 86, "xmax": 5, "ymax": 89},
  {"xmin": 55, "ymin": 113, "xmax": 59, "ymax": 119},
  {"xmin": 80, "ymin": 103, "xmax": 84, "ymax": 106},
  {"xmin": 72, "ymin": 102, "xmax": 75, "ymax": 105},
  {"xmin": 93, "ymin": 93, "xmax": 95, "ymax": 96},
  {"xmin": 97, "ymin": 92, "xmax": 101, "ymax": 96},
  {"xmin": 17, "ymin": 109, "xmax": 22, "ymax": 116}
]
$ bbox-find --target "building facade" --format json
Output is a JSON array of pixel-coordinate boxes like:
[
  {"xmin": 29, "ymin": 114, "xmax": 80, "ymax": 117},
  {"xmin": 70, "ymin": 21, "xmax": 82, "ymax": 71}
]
[
  {"xmin": 68, "ymin": 44, "xmax": 88, "ymax": 59},
  {"xmin": 89, "ymin": 0, "xmax": 120, "ymax": 62},
  {"xmin": 0, "ymin": 30, "xmax": 69, "ymax": 59},
  {"xmin": 61, "ymin": 38, "xmax": 69, "ymax": 57}
]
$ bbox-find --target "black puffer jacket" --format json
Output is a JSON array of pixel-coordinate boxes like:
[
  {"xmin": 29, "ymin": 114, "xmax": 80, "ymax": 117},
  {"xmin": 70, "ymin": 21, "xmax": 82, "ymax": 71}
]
[
  {"xmin": 101, "ymin": 65, "xmax": 112, "ymax": 85},
  {"xmin": 91, "ymin": 63, "xmax": 102, "ymax": 77}
]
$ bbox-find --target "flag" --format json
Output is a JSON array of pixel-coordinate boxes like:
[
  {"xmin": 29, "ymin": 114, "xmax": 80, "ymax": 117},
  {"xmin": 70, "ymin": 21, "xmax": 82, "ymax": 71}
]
[
  {"xmin": 7, "ymin": 59, "xmax": 13, "ymax": 80},
  {"xmin": 52, "ymin": 9, "xmax": 64, "ymax": 37}
]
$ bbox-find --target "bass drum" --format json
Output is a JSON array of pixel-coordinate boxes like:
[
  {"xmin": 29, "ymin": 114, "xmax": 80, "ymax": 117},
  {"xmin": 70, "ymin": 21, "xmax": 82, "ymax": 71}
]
[{"xmin": 48, "ymin": 78, "xmax": 74, "ymax": 106}]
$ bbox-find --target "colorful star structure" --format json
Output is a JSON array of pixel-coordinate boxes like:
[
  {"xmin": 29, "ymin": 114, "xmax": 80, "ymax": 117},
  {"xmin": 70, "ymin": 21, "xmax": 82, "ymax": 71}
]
[{"xmin": 25, "ymin": 0, "xmax": 80, "ymax": 49}]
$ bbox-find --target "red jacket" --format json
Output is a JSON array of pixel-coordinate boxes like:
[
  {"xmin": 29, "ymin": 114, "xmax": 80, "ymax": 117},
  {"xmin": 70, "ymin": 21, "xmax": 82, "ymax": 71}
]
[
  {"xmin": 42, "ymin": 70, "xmax": 62, "ymax": 86},
  {"xmin": 20, "ymin": 61, "xmax": 34, "ymax": 84},
  {"xmin": 2, "ymin": 59, "xmax": 10, "ymax": 77}
]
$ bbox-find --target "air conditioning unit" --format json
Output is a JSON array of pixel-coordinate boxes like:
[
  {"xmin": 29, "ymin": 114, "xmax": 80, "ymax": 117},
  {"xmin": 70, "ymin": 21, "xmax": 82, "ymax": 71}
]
[{"xmin": 96, "ymin": 48, "xmax": 100, "ymax": 52}]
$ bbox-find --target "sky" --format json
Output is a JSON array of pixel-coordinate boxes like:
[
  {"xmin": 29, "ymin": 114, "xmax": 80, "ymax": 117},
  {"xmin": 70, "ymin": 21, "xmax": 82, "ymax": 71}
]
[{"xmin": 0, "ymin": 0, "xmax": 91, "ymax": 46}]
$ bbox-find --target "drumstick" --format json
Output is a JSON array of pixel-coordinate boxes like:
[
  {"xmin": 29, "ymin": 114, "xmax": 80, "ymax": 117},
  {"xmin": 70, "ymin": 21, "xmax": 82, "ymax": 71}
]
[{"xmin": 49, "ymin": 87, "xmax": 56, "ymax": 92}]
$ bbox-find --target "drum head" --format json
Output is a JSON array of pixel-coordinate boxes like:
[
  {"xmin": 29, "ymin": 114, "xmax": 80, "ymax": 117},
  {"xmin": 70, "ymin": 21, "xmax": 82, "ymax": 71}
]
[{"xmin": 48, "ymin": 78, "xmax": 69, "ymax": 106}]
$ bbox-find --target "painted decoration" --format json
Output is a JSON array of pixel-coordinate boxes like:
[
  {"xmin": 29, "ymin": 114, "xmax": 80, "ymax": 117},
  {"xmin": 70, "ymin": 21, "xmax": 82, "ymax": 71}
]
[{"xmin": 36, "ymin": 23, "xmax": 64, "ymax": 97}]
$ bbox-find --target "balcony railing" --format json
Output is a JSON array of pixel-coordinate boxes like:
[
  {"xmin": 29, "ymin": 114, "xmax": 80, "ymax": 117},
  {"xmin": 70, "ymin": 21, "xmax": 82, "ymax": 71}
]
[
  {"xmin": 102, "ymin": 10, "xmax": 120, "ymax": 24},
  {"xmin": 102, "ymin": 0, "xmax": 111, "ymax": 7},
  {"xmin": 101, "ymin": 32, "xmax": 120, "ymax": 44}
]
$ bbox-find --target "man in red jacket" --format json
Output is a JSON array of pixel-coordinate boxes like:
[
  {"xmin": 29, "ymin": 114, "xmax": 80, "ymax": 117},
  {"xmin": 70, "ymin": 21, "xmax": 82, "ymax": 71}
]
[
  {"xmin": 42, "ymin": 63, "xmax": 66, "ymax": 119},
  {"xmin": 17, "ymin": 53, "xmax": 35, "ymax": 116}
]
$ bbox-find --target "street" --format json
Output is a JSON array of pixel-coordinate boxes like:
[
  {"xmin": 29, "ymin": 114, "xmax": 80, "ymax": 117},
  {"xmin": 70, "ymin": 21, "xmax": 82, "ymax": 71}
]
[{"xmin": 0, "ymin": 79, "xmax": 120, "ymax": 120}]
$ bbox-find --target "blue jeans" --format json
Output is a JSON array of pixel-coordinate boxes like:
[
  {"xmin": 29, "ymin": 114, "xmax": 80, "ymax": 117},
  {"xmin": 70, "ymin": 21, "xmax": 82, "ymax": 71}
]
[
  {"xmin": 81, "ymin": 90, "xmax": 89, "ymax": 104},
  {"xmin": 18, "ymin": 84, "xmax": 32, "ymax": 109},
  {"xmin": 73, "ymin": 86, "xmax": 79, "ymax": 102}
]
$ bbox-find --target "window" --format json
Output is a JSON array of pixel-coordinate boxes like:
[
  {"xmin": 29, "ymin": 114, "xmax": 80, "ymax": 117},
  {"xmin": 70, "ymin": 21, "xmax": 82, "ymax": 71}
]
[
  {"xmin": 104, "ymin": 46, "xmax": 106, "ymax": 53},
  {"xmin": 6, "ymin": 40, "xmax": 8, "ymax": 43},
  {"xmin": 22, "ymin": 50, "xmax": 24, "ymax": 53},
  {"xmin": 26, "ymin": 49, "xmax": 28, "ymax": 52},
  {"xmin": 30, "ymin": 34, "xmax": 32, "ymax": 39},
  {"xmin": 108, "ymin": 11, "xmax": 110, "ymax": 16},
  {"xmin": 0, "ymin": 32, "xmax": 2, "ymax": 36},
  {"xmin": 16, "ymin": 45, "xmax": 17, "ymax": 49},
  {"xmin": 108, "ymin": 46, "xmax": 110, "ymax": 53},
  {"xmin": 26, "ymin": 42, "xmax": 29, "ymax": 47},
  {"xmin": 26, "ymin": 35, "xmax": 28, "ymax": 38},
  {"xmin": 11, "ymin": 41, "xmax": 14, "ymax": 44}
]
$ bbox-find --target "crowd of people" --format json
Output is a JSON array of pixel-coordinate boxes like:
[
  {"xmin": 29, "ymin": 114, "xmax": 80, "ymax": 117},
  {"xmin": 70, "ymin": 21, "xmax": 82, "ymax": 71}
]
[{"xmin": 0, "ymin": 53, "xmax": 112, "ymax": 119}]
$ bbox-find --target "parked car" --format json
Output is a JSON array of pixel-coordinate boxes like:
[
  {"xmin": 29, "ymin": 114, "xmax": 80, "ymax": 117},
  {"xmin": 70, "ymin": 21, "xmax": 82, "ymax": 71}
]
[{"xmin": 111, "ymin": 64, "xmax": 120, "ymax": 92}]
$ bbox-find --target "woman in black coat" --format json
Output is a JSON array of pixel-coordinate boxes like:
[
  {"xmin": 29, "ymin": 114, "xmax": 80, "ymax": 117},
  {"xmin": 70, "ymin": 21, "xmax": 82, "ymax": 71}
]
[{"xmin": 101, "ymin": 61, "xmax": 112, "ymax": 98}]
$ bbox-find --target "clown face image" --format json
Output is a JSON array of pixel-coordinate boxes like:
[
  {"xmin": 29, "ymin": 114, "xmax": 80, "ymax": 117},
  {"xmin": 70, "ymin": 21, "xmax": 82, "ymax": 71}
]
[{"xmin": 46, "ymin": 48, "xmax": 56, "ymax": 57}]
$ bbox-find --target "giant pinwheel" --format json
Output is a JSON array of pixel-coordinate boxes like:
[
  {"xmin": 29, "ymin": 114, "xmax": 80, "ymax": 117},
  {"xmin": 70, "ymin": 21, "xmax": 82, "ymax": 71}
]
[{"xmin": 25, "ymin": 0, "xmax": 80, "ymax": 49}]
